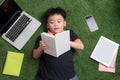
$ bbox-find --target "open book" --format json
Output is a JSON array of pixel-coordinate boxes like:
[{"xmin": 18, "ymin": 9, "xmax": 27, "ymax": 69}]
[
  {"xmin": 90, "ymin": 36, "xmax": 119, "ymax": 67},
  {"xmin": 2, "ymin": 51, "xmax": 24, "ymax": 77},
  {"xmin": 41, "ymin": 30, "xmax": 70, "ymax": 57}
]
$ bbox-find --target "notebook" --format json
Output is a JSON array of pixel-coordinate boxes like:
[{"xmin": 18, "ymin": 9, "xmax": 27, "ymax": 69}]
[
  {"xmin": 2, "ymin": 51, "xmax": 24, "ymax": 77},
  {"xmin": 98, "ymin": 63, "xmax": 115, "ymax": 73},
  {"xmin": 90, "ymin": 36, "xmax": 119, "ymax": 67},
  {"xmin": 0, "ymin": 0, "xmax": 41, "ymax": 50}
]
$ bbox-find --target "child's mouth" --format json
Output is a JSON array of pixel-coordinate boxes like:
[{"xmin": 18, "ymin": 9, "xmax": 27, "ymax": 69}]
[{"xmin": 54, "ymin": 28, "xmax": 59, "ymax": 30}]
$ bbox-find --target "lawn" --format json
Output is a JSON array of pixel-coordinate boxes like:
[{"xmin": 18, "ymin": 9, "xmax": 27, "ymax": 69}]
[{"xmin": 0, "ymin": 0, "xmax": 120, "ymax": 80}]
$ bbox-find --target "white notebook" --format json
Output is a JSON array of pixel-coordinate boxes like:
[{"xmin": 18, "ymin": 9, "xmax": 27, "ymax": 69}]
[{"xmin": 90, "ymin": 36, "xmax": 119, "ymax": 67}]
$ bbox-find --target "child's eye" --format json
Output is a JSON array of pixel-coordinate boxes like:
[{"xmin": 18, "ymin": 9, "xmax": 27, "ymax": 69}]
[
  {"xmin": 58, "ymin": 21, "xmax": 61, "ymax": 23},
  {"xmin": 49, "ymin": 21, "xmax": 54, "ymax": 24}
]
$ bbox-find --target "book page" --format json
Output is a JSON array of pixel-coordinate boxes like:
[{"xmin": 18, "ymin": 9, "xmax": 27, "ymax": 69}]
[
  {"xmin": 41, "ymin": 33, "xmax": 57, "ymax": 57},
  {"xmin": 110, "ymin": 50, "xmax": 118, "ymax": 67},
  {"xmin": 55, "ymin": 30, "xmax": 70, "ymax": 57}
]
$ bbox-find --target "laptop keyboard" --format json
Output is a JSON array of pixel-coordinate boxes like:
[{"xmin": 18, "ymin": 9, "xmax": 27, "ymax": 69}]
[{"xmin": 5, "ymin": 14, "xmax": 32, "ymax": 42}]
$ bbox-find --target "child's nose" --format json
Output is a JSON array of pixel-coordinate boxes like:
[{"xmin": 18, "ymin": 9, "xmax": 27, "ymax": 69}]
[{"xmin": 54, "ymin": 22, "xmax": 58, "ymax": 26}]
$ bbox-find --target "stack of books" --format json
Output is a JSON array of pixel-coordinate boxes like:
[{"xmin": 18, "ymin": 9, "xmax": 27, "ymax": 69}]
[{"xmin": 90, "ymin": 36, "xmax": 119, "ymax": 73}]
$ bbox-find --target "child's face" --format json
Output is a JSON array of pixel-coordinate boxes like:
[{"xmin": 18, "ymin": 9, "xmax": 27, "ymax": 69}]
[{"xmin": 47, "ymin": 14, "xmax": 66, "ymax": 34}]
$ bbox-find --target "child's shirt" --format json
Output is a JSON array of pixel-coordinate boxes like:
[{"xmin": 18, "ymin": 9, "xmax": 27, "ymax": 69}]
[{"xmin": 34, "ymin": 29, "xmax": 79, "ymax": 80}]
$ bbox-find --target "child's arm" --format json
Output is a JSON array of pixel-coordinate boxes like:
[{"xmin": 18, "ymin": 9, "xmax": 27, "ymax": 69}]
[
  {"xmin": 33, "ymin": 41, "xmax": 48, "ymax": 59},
  {"xmin": 70, "ymin": 38, "xmax": 84, "ymax": 50}
]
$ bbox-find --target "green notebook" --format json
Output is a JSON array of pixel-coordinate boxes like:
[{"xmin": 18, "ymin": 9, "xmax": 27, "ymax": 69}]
[{"xmin": 2, "ymin": 51, "xmax": 24, "ymax": 77}]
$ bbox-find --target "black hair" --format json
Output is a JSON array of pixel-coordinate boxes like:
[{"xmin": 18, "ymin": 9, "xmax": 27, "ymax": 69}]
[{"xmin": 44, "ymin": 7, "xmax": 67, "ymax": 22}]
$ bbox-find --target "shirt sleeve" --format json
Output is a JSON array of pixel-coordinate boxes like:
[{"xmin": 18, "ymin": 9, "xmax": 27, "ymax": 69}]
[
  {"xmin": 34, "ymin": 36, "xmax": 41, "ymax": 49},
  {"xmin": 70, "ymin": 29, "xmax": 79, "ymax": 41}
]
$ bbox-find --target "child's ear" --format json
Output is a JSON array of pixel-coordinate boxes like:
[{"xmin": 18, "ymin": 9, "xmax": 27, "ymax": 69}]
[{"xmin": 64, "ymin": 21, "xmax": 66, "ymax": 27}]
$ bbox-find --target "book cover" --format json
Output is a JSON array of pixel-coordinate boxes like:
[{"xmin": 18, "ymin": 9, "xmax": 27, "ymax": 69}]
[
  {"xmin": 2, "ymin": 51, "xmax": 24, "ymax": 77},
  {"xmin": 98, "ymin": 63, "xmax": 115, "ymax": 73},
  {"xmin": 90, "ymin": 36, "xmax": 119, "ymax": 67},
  {"xmin": 41, "ymin": 30, "xmax": 70, "ymax": 57}
]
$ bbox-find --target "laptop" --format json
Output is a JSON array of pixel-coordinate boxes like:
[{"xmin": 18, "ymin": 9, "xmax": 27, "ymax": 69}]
[{"xmin": 0, "ymin": 0, "xmax": 41, "ymax": 50}]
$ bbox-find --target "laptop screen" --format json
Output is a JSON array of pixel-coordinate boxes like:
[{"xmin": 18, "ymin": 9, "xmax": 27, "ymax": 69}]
[{"xmin": 0, "ymin": 0, "xmax": 22, "ymax": 35}]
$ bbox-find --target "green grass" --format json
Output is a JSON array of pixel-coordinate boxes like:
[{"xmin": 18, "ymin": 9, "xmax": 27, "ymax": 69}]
[{"xmin": 0, "ymin": 0, "xmax": 120, "ymax": 80}]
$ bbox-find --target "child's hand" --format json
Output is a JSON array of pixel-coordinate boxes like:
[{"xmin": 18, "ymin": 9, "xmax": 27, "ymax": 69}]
[{"xmin": 39, "ymin": 41, "xmax": 48, "ymax": 50}]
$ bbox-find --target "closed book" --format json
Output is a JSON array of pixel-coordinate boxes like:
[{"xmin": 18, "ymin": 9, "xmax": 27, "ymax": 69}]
[
  {"xmin": 98, "ymin": 63, "xmax": 115, "ymax": 73},
  {"xmin": 2, "ymin": 51, "xmax": 24, "ymax": 77}
]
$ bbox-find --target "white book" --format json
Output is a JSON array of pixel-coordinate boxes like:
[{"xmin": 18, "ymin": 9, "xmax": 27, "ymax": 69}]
[
  {"xmin": 41, "ymin": 30, "xmax": 70, "ymax": 57},
  {"xmin": 85, "ymin": 15, "xmax": 99, "ymax": 32},
  {"xmin": 90, "ymin": 36, "xmax": 119, "ymax": 67}
]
